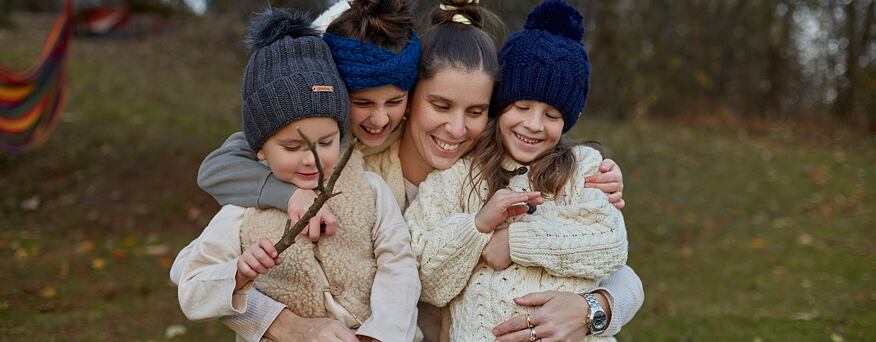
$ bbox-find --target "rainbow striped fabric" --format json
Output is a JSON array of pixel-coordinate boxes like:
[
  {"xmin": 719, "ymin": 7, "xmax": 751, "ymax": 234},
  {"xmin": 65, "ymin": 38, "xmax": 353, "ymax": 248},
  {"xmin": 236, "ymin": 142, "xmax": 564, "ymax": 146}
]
[{"xmin": 1, "ymin": 0, "xmax": 71, "ymax": 154}]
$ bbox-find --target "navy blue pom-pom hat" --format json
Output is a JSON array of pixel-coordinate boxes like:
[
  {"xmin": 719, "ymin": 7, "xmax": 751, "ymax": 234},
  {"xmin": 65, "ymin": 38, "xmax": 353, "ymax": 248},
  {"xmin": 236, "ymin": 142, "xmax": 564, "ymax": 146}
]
[
  {"xmin": 241, "ymin": 8, "xmax": 350, "ymax": 150},
  {"xmin": 491, "ymin": 0, "xmax": 591, "ymax": 133}
]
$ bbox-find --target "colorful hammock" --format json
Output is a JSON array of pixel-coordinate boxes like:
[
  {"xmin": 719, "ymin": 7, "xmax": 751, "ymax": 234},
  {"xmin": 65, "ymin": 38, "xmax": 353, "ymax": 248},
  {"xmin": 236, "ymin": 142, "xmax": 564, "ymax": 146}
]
[{"xmin": 0, "ymin": 0, "xmax": 72, "ymax": 154}]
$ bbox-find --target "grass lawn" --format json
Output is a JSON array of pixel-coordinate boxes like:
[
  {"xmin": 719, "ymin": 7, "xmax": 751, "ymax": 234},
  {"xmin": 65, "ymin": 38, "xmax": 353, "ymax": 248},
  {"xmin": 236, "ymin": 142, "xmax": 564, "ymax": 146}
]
[{"xmin": 2, "ymin": 14, "xmax": 874, "ymax": 341}]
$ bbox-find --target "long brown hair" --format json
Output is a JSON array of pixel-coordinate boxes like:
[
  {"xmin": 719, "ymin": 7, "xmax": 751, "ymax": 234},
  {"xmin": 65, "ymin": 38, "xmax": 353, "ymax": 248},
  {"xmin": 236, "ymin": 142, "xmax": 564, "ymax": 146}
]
[
  {"xmin": 326, "ymin": 0, "xmax": 412, "ymax": 53},
  {"xmin": 466, "ymin": 113, "xmax": 603, "ymax": 205}
]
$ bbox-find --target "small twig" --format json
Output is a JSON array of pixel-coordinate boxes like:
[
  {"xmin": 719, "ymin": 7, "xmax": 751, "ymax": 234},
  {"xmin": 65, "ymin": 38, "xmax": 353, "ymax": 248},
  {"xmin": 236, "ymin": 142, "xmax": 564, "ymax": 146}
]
[
  {"xmin": 298, "ymin": 128, "xmax": 327, "ymax": 194},
  {"xmin": 273, "ymin": 135, "xmax": 358, "ymax": 255}
]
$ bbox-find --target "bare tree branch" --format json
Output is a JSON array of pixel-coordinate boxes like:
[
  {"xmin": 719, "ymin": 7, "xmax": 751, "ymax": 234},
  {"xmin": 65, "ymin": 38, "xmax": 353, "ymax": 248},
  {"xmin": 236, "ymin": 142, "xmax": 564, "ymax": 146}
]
[
  {"xmin": 297, "ymin": 128, "xmax": 327, "ymax": 194},
  {"xmin": 273, "ymin": 134, "xmax": 358, "ymax": 255}
]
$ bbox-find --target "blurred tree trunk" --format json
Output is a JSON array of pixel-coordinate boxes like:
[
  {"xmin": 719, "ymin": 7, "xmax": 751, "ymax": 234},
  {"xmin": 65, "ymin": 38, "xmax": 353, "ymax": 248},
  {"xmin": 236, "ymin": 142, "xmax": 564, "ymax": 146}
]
[
  {"xmin": 0, "ymin": 0, "xmax": 13, "ymax": 29},
  {"xmin": 835, "ymin": 0, "xmax": 859, "ymax": 125},
  {"xmin": 765, "ymin": 2, "xmax": 795, "ymax": 120},
  {"xmin": 865, "ymin": 0, "xmax": 876, "ymax": 133}
]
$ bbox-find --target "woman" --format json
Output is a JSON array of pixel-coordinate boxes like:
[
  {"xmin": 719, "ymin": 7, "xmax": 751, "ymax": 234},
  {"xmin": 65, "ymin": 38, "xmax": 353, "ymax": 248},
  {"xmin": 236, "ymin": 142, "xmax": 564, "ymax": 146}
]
[{"xmin": 172, "ymin": 1, "xmax": 641, "ymax": 340}]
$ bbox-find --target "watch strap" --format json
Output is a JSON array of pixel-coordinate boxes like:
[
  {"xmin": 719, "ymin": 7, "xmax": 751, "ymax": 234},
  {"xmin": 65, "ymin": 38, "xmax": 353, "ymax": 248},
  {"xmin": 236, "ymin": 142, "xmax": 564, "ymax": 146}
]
[{"xmin": 580, "ymin": 292, "xmax": 607, "ymax": 335}]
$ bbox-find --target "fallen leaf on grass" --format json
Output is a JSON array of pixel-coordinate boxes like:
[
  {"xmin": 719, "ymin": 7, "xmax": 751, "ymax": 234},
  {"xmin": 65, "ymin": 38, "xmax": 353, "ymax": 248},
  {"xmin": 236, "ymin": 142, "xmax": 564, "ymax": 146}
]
[
  {"xmin": 165, "ymin": 324, "xmax": 187, "ymax": 339},
  {"xmin": 74, "ymin": 240, "xmax": 94, "ymax": 254},
  {"xmin": 37, "ymin": 302, "xmax": 58, "ymax": 312},
  {"xmin": 145, "ymin": 244, "xmax": 170, "ymax": 256},
  {"xmin": 792, "ymin": 310, "xmax": 818, "ymax": 321},
  {"xmin": 797, "ymin": 234, "xmax": 813, "ymax": 246},
  {"xmin": 58, "ymin": 261, "xmax": 69, "ymax": 279},
  {"xmin": 111, "ymin": 249, "xmax": 128, "ymax": 258},
  {"xmin": 40, "ymin": 287, "xmax": 57, "ymax": 299},
  {"xmin": 820, "ymin": 203, "xmax": 834, "ymax": 217},
  {"xmin": 21, "ymin": 196, "xmax": 40, "ymax": 211},
  {"xmin": 830, "ymin": 333, "xmax": 845, "ymax": 342},
  {"xmin": 122, "ymin": 235, "xmax": 138, "ymax": 248},
  {"xmin": 680, "ymin": 247, "xmax": 693, "ymax": 258},
  {"xmin": 187, "ymin": 206, "xmax": 202, "ymax": 220},
  {"xmin": 684, "ymin": 212, "xmax": 697, "ymax": 224},
  {"xmin": 91, "ymin": 258, "xmax": 107, "ymax": 271},
  {"xmin": 160, "ymin": 257, "xmax": 173, "ymax": 269},
  {"xmin": 750, "ymin": 238, "xmax": 765, "ymax": 249},
  {"xmin": 14, "ymin": 248, "xmax": 28, "ymax": 260},
  {"xmin": 58, "ymin": 194, "xmax": 77, "ymax": 206}
]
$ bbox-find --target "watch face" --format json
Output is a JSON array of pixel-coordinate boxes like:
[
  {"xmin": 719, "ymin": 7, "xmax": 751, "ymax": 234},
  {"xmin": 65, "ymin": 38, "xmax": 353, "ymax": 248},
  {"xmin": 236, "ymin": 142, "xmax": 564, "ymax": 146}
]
[{"xmin": 593, "ymin": 311, "xmax": 608, "ymax": 329}]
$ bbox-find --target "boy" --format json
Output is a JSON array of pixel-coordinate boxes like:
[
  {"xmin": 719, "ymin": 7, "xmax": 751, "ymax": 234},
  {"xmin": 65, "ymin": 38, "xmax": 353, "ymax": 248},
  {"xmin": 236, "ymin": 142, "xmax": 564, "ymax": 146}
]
[{"xmin": 176, "ymin": 9, "xmax": 420, "ymax": 342}]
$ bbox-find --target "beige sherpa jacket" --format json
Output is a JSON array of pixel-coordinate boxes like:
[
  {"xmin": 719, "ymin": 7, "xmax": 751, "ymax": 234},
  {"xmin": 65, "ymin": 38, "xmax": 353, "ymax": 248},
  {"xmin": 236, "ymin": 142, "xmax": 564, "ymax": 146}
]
[{"xmin": 178, "ymin": 151, "xmax": 420, "ymax": 342}]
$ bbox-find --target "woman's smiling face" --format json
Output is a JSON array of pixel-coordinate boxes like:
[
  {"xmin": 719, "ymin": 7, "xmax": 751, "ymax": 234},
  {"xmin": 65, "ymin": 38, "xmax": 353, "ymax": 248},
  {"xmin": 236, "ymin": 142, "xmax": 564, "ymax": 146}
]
[{"xmin": 402, "ymin": 68, "xmax": 493, "ymax": 173}]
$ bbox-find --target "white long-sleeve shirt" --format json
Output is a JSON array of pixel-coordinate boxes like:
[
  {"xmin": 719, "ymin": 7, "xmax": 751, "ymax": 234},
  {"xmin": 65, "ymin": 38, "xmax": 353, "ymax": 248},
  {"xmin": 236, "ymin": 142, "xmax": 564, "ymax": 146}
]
[{"xmin": 176, "ymin": 172, "xmax": 420, "ymax": 342}]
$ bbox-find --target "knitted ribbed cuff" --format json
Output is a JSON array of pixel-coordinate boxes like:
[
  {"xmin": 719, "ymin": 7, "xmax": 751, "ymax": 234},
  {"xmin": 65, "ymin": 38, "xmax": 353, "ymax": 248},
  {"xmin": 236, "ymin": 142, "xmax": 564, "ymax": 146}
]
[
  {"xmin": 507, "ymin": 222, "xmax": 537, "ymax": 265},
  {"xmin": 221, "ymin": 289, "xmax": 286, "ymax": 342},
  {"xmin": 457, "ymin": 215, "xmax": 491, "ymax": 253},
  {"xmin": 231, "ymin": 281, "xmax": 253, "ymax": 313},
  {"xmin": 257, "ymin": 173, "xmax": 296, "ymax": 211}
]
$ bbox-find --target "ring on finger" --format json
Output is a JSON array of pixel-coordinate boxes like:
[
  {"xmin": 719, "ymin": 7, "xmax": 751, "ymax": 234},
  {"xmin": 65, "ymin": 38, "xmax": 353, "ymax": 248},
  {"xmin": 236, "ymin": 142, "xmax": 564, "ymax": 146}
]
[
  {"xmin": 526, "ymin": 313, "xmax": 533, "ymax": 329},
  {"xmin": 529, "ymin": 327, "xmax": 538, "ymax": 341}
]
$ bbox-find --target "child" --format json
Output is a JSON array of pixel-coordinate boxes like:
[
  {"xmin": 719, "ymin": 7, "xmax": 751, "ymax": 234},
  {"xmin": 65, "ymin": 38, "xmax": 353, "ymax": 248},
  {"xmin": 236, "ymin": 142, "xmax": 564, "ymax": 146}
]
[
  {"xmin": 196, "ymin": 0, "xmax": 420, "ymax": 215},
  {"xmin": 404, "ymin": 1, "xmax": 628, "ymax": 341},
  {"xmin": 176, "ymin": 9, "xmax": 420, "ymax": 342}
]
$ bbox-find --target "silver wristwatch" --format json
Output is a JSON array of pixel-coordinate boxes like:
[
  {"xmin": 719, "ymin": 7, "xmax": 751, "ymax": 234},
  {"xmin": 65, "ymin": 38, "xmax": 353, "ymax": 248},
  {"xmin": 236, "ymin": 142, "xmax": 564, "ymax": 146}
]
[{"xmin": 581, "ymin": 292, "xmax": 608, "ymax": 335}]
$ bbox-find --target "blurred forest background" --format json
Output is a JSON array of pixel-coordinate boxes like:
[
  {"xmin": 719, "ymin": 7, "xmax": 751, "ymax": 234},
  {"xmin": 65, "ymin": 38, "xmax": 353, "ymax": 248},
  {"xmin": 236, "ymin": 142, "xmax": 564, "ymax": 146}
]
[
  {"xmin": 1, "ymin": 0, "xmax": 874, "ymax": 341},
  {"xmin": 4, "ymin": 0, "xmax": 875, "ymax": 130}
]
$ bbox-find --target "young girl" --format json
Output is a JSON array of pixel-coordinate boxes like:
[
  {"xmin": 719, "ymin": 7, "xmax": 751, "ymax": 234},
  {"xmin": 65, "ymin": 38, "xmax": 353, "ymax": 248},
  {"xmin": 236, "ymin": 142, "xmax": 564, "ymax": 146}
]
[
  {"xmin": 405, "ymin": 1, "xmax": 628, "ymax": 341},
  {"xmin": 176, "ymin": 9, "xmax": 420, "ymax": 341}
]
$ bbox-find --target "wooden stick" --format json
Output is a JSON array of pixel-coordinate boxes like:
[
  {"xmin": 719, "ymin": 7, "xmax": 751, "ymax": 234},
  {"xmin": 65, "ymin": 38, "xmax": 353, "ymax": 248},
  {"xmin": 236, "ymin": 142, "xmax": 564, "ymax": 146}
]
[{"xmin": 273, "ymin": 134, "xmax": 358, "ymax": 255}]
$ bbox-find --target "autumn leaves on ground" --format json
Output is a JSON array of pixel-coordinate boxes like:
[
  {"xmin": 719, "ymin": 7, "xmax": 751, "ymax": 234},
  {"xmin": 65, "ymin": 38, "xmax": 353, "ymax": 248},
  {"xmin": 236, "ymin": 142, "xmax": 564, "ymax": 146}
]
[{"xmin": 1, "ymin": 14, "xmax": 874, "ymax": 341}]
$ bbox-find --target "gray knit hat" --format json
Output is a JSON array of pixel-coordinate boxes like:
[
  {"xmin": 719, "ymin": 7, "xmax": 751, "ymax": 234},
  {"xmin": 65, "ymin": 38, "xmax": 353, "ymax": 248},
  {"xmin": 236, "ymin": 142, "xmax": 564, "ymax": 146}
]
[{"xmin": 241, "ymin": 8, "xmax": 350, "ymax": 150}]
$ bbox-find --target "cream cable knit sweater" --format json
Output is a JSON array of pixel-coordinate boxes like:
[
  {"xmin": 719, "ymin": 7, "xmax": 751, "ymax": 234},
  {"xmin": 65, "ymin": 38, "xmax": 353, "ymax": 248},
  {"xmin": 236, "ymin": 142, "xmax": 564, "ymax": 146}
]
[{"xmin": 405, "ymin": 145, "xmax": 627, "ymax": 341}]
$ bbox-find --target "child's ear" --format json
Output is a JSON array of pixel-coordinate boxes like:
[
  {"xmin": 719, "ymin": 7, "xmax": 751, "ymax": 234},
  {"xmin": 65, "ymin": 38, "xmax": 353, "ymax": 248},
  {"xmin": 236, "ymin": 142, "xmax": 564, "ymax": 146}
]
[{"xmin": 257, "ymin": 149, "xmax": 266, "ymax": 161}]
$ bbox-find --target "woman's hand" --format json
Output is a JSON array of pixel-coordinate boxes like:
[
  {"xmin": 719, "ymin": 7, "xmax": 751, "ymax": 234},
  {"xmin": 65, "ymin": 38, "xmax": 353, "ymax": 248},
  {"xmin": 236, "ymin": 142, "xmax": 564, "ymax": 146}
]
[
  {"xmin": 585, "ymin": 159, "xmax": 625, "ymax": 209},
  {"xmin": 492, "ymin": 291, "xmax": 612, "ymax": 342},
  {"xmin": 265, "ymin": 309, "xmax": 358, "ymax": 342},
  {"xmin": 481, "ymin": 228, "xmax": 512, "ymax": 271},
  {"xmin": 288, "ymin": 189, "xmax": 338, "ymax": 242},
  {"xmin": 475, "ymin": 189, "xmax": 543, "ymax": 233}
]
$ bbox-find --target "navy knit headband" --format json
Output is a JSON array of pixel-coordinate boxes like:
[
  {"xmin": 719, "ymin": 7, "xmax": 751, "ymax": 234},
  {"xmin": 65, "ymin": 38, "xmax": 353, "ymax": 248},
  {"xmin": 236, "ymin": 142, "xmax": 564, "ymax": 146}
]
[{"xmin": 322, "ymin": 33, "xmax": 420, "ymax": 91}]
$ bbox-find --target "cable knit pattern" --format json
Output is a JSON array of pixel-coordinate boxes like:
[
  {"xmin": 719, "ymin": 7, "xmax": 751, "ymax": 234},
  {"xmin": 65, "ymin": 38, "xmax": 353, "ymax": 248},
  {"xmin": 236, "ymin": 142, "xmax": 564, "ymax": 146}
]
[
  {"xmin": 507, "ymin": 149, "xmax": 627, "ymax": 279},
  {"xmin": 406, "ymin": 145, "xmax": 626, "ymax": 341},
  {"xmin": 322, "ymin": 33, "xmax": 420, "ymax": 91}
]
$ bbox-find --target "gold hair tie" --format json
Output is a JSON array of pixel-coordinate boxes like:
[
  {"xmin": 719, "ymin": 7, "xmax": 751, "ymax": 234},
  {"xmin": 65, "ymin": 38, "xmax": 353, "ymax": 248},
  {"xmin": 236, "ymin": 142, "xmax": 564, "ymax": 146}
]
[{"xmin": 438, "ymin": 1, "xmax": 479, "ymax": 25}]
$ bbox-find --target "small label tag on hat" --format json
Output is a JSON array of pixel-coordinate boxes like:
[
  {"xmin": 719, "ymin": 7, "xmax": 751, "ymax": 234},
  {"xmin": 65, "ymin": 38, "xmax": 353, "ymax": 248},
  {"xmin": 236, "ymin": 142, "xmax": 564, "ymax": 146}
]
[{"xmin": 311, "ymin": 85, "xmax": 334, "ymax": 92}]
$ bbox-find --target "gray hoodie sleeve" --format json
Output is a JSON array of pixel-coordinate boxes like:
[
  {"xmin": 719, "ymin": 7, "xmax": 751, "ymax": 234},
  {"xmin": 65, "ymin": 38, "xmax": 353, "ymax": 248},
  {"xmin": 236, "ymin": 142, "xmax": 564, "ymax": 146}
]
[{"xmin": 197, "ymin": 131, "xmax": 295, "ymax": 210}]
